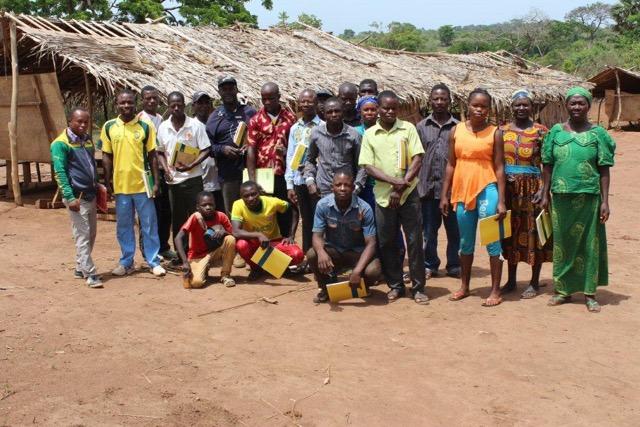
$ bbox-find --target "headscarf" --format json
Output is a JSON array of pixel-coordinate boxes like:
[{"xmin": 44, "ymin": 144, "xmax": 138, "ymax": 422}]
[
  {"xmin": 565, "ymin": 87, "xmax": 593, "ymax": 105},
  {"xmin": 511, "ymin": 89, "xmax": 531, "ymax": 102},
  {"xmin": 356, "ymin": 95, "xmax": 378, "ymax": 112}
]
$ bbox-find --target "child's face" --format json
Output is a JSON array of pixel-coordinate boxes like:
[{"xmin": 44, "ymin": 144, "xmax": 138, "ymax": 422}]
[{"xmin": 197, "ymin": 196, "xmax": 216, "ymax": 219}]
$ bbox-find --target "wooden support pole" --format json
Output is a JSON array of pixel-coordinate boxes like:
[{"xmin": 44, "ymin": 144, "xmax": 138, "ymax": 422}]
[
  {"xmin": 615, "ymin": 69, "xmax": 622, "ymax": 129},
  {"xmin": 8, "ymin": 21, "xmax": 22, "ymax": 206},
  {"xmin": 84, "ymin": 70, "xmax": 93, "ymax": 134}
]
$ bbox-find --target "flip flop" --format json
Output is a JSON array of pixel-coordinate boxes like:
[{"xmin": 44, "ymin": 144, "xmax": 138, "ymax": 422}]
[
  {"xmin": 548, "ymin": 294, "xmax": 571, "ymax": 306},
  {"xmin": 448, "ymin": 290, "xmax": 469, "ymax": 301},
  {"xmin": 585, "ymin": 298, "xmax": 601, "ymax": 313},
  {"xmin": 482, "ymin": 296, "xmax": 503, "ymax": 307},
  {"xmin": 520, "ymin": 285, "xmax": 538, "ymax": 299}
]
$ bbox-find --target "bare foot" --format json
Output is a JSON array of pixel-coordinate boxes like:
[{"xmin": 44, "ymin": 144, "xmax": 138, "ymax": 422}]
[{"xmin": 482, "ymin": 292, "xmax": 503, "ymax": 307}]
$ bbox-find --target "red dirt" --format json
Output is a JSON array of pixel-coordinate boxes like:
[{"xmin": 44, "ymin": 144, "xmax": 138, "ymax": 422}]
[{"xmin": 0, "ymin": 131, "xmax": 638, "ymax": 426}]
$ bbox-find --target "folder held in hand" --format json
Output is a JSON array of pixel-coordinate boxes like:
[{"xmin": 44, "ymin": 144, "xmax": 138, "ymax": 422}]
[
  {"xmin": 250, "ymin": 245, "xmax": 292, "ymax": 279},
  {"xmin": 478, "ymin": 210, "xmax": 512, "ymax": 246}
]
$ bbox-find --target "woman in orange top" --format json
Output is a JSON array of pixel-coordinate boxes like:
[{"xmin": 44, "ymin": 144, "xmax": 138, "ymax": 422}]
[{"xmin": 440, "ymin": 88, "xmax": 507, "ymax": 306}]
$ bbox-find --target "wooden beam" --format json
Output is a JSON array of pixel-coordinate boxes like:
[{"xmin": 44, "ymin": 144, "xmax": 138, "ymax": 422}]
[
  {"xmin": 84, "ymin": 70, "xmax": 93, "ymax": 137},
  {"xmin": 8, "ymin": 21, "xmax": 22, "ymax": 206},
  {"xmin": 615, "ymin": 69, "xmax": 622, "ymax": 129}
]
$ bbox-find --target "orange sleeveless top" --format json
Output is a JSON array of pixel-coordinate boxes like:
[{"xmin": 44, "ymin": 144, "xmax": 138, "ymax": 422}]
[{"xmin": 450, "ymin": 123, "xmax": 497, "ymax": 210}]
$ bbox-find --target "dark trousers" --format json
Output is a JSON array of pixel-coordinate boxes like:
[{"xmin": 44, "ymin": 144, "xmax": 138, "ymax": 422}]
[
  {"xmin": 422, "ymin": 198, "xmax": 460, "ymax": 272},
  {"xmin": 306, "ymin": 247, "xmax": 382, "ymax": 289},
  {"xmin": 274, "ymin": 174, "xmax": 292, "ymax": 238},
  {"xmin": 168, "ymin": 176, "xmax": 204, "ymax": 241},
  {"xmin": 221, "ymin": 179, "xmax": 241, "ymax": 216},
  {"xmin": 375, "ymin": 189, "xmax": 425, "ymax": 294},
  {"xmin": 212, "ymin": 190, "xmax": 225, "ymax": 213},
  {"xmin": 295, "ymin": 184, "xmax": 317, "ymax": 253},
  {"xmin": 360, "ymin": 181, "xmax": 406, "ymax": 260},
  {"xmin": 140, "ymin": 169, "xmax": 172, "ymax": 254}
]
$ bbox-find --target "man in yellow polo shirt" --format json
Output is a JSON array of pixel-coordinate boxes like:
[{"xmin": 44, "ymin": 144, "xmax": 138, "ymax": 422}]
[
  {"xmin": 358, "ymin": 90, "xmax": 427, "ymax": 304},
  {"xmin": 101, "ymin": 89, "xmax": 165, "ymax": 277}
]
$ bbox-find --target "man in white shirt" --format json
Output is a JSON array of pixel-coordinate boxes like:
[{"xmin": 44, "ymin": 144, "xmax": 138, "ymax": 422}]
[{"xmin": 156, "ymin": 91, "xmax": 211, "ymax": 243}]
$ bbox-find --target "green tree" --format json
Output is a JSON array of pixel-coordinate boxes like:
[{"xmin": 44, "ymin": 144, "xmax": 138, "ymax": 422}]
[
  {"xmin": 438, "ymin": 25, "xmax": 455, "ymax": 46},
  {"xmin": 611, "ymin": 0, "xmax": 640, "ymax": 38},
  {"xmin": 341, "ymin": 29, "xmax": 356, "ymax": 39},
  {"xmin": 295, "ymin": 12, "xmax": 322, "ymax": 29},
  {"xmin": 565, "ymin": 2, "xmax": 612, "ymax": 41},
  {"xmin": 277, "ymin": 11, "xmax": 289, "ymax": 26}
]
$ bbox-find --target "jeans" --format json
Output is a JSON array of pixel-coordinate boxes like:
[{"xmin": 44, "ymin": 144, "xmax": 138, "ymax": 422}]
[
  {"xmin": 154, "ymin": 170, "xmax": 172, "ymax": 252},
  {"xmin": 294, "ymin": 184, "xmax": 317, "ymax": 253},
  {"xmin": 375, "ymin": 189, "xmax": 425, "ymax": 294},
  {"xmin": 422, "ymin": 198, "xmax": 460, "ymax": 272},
  {"xmin": 306, "ymin": 247, "xmax": 382, "ymax": 289},
  {"xmin": 116, "ymin": 192, "xmax": 161, "ymax": 268},
  {"xmin": 456, "ymin": 183, "xmax": 501, "ymax": 257}
]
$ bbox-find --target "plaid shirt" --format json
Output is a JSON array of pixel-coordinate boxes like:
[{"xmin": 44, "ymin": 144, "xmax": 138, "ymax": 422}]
[{"xmin": 247, "ymin": 107, "xmax": 297, "ymax": 175}]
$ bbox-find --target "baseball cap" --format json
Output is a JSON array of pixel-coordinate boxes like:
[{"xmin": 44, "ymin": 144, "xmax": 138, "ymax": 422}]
[
  {"xmin": 316, "ymin": 88, "xmax": 334, "ymax": 98},
  {"xmin": 218, "ymin": 75, "xmax": 237, "ymax": 87},
  {"xmin": 192, "ymin": 91, "xmax": 211, "ymax": 103}
]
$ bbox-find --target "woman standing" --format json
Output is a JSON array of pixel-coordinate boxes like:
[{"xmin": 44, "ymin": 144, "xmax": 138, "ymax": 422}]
[
  {"xmin": 501, "ymin": 90, "xmax": 553, "ymax": 299},
  {"xmin": 355, "ymin": 96, "xmax": 379, "ymax": 209},
  {"xmin": 440, "ymin": 88, "xmax": 507, "ymax": 307},
  {"xmin": 540, "ymin": 87, "xmax": 615, "ymax": 313}
]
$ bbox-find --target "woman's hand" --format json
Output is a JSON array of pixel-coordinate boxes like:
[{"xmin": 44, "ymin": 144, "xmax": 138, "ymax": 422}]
[
  {"xmin": 496, "ymin": 201, "xmax": 507, "ymax": 221},
  {"xmin": 439, "ymin": 198, "xmax": 450, "ymax": 217},
  {"xmin": 538, "ymin": 194, "xmax": 550, "ymax": 212},
  {"xmin": 531, "ymin": 189, "xmax": 543, "ymax": 205},
  {"xmin": 600, "ymin": 201, "xmax": 610, "ymax": 223}
]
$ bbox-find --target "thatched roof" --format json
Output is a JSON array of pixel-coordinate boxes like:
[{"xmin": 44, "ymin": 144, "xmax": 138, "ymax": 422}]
[{"xmin": 0, "ymin": 12, "xmax": 588, "ymax": 112}]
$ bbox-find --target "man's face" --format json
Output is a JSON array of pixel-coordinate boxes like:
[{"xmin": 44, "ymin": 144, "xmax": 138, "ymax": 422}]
[
  {"xmin": 378, "ymin": 97, "xmax": 399, "ymax": 125},
  {"xmin": 168, "ymin": 96, "xmax": 185, "ymax": 119},
  {"xmin": 339, "ymin": 88, "xmax": 358, "ymax": 112},
  {"xmin": 68, "ymin": 111, "xmax": 90, "ymax": 136},
  {"xmin": 430, "ymin": 89, "xmax": 450, "ymax": 114},
  {"xmin": 218, "ymin": 83, "xmax": 238, "ymax": 104},
  {"xmin": 197, "ymin": 195, "xmax": 216, "ymax": 219},
  {"xmin": 116, "ymin": 93, "xmax": 136, "ymax": 120},
  {"xmin": 332, "ymin": 174, "xmax": 354, "ymax": 202},
  {"xmin": 193, "ymin": 97, "xmax": 212, "ymax": 118},
  {"xmin": 261, "ymin": 88, "xmax": 281, "ymax": 115},
  {"xmin": 298, "ymin": 92, "xmax": 317, "ymax": 117},
  {"xmin": 359, "ymin": 83, "xmax": 378, "ymax": 97},
  {"xmin": 240, "ymin": 185, "xmax": 261, "ymax": 210},
  {"xmin": 142, "ymin": 90, "xmax": 159, "ymax": 114},
  {"xmin": 324, "ymin": 100, "xmax": 343, "ymax": 126}
]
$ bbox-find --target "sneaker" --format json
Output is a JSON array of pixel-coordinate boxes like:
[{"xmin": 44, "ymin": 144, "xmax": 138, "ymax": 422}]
[
  {"xmin": 221, "ymin": 276, "xmax": 236, "ymax": 287},
  {"xmin": 233, "ymin": 256, "xmax": 246, "ymax": 268},
  {"xmin": 159, "ymin": 249, "xmax": 178, "ymax": 261},
  {"xmin": 447, "ymin": 267, "xmax": 461, "ymax": 279},
  {"xmin": 313, "ymin": 289, "xmax": 329, "ymax": 303},
  {"xmin": 86, "ymin": 275, "xmax": 103, "ymax": 288},
  {"xmin": 152, "ymin": 265, "xmax": 166, "ymax": 277},
  {"xmin": 74, "ymin": 269, "xmax": 84, "ymax": 279},
  {"xmin": 112, "ymin": 264, "xmax": 135, "ymax": 276}
]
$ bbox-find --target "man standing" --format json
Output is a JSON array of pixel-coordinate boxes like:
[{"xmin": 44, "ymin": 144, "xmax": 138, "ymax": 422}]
[
  {"xmin": 101, "ymin": 89, "xmax": 166, "ymax": 277},
  {"xmin": 359, "ymin": 90, "xmax": 427, "ymax": 304},
  {"xmin": 338, "ymin": 82, "xmax": 360, "ymax": 127},
  {"xmin": 138, "ymin": 86, "xmax": 174, "ymax": 260},
  {"xmin": 417, "ymin": 84, "xmax": 461, "ymax": 279},
  {"xmin": 192, "ymin": 91, "xmax": 225, "ymax": 211},
  {"xmin": 246, "ymin": 82, "xmax": 297, "ymax": 237},
  {"xmin": 285, "ymin": 89, "xmax": 321, "ymax": 257},
  {"xmin": 156, "ymin": 92, "xmax": 211, "ymax": 244},
  {"xmin": 304, "ymin": 97, "xmax": 366, "ymax": 198},
  {"xmin": 358, "ymin": 79, "xmax": 379, "ymax": 97},
  {"xmin": 307, "ymin": 172, "xmax": 381, "ymax": 303},
  {"xmin": 206, "ymin": 76, "xmax": 257, "ymax": 215},
  {"xmin": 51, "ymin": 108, "xmax": 102, "ymax": 288}
]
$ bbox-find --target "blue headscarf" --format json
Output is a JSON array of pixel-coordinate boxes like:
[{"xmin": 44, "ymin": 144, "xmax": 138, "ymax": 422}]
[
  {"xmin": 511, "ymin": 89, "xmax": 531, "ymax": 102},
  {"xmin": 356, "ymin": 95, "xmax": 378, "ymax": 112}
]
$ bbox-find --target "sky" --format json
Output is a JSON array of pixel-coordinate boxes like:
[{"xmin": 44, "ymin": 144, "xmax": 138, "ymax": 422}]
[{"xmin": 246, "ymin": 0, "xmax": 618, "ymax": 34}]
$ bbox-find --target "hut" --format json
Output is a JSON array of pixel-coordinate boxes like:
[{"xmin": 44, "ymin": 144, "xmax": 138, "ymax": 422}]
[
  {"xmin": 588, "ymin": 66, "xmax": 640, "ymax": 128},
  {"xmin": 0, "ymin": 12, "xmax": 588, "ymax": 203}
]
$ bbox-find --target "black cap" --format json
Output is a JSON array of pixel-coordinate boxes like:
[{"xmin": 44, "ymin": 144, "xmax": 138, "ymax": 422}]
[
  {"xmin": 316, "ymin": 88, "xmax": 334, "ymax": 99},
  {"xmin": 192, "ymin": 91, "xmax": 211, "ymax": 103},
  {"xmin": 218, "ymin": 75, "xmax": 237, "ymax": 87}
]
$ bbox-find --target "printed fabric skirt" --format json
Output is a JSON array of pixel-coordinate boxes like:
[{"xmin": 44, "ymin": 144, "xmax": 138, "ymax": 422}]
[
  {"xmin": 551, "ymin": 193, "xmax": 609, "ymax": 296},
  {"xmin": 503, "ymin": 173, "xmax": 553, "ymax": 265}
]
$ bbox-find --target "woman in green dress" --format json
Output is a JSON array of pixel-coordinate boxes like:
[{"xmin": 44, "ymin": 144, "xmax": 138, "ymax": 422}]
[{"xmin": 540, "ymin": 87, "xmax": 615, "ymax": 313}]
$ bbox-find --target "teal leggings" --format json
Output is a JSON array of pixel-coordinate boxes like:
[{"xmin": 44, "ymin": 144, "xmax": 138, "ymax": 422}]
[{"xmin": 456, "ymin": 183, "xmax": 502, "ymax": 257}]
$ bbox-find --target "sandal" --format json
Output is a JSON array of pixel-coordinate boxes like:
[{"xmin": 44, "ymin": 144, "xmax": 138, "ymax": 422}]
[
  {"xmin": 221, "ymin": 276, "xmax": 236, "ymax": 288},
  {"xmin": 548, "ymin": 294, "xmax": 571, "ymax": 306},
  {"xmin": 448, "ymin": 290, "xmax": 469, "ymax": 301},
  {"xmin": 482, "ymin": 296, "xmax": 503, "ymax": 307},
  {"xmin": 387, "ymin": 288, "xmax": 404, "ymax": 301},
  {"xmin": 414, "ymin": 291, "xmax": 429, "ymax": 305},
  {"xmin": 520, "ymin": 285, "xmax": 539, "ymax": 299},
  {"xmin": 585, "ymin": 298, "xmax": 601, "ymax": 313}
]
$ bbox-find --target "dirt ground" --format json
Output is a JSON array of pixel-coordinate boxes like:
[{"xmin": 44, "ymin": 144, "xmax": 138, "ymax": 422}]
[{"xmin": 1, "ymin": 131, "xmax": 639, "ymax": 426}]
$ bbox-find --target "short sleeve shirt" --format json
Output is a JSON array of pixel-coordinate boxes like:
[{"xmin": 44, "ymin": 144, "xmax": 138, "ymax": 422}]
[
  {"xmin": 100, "ymin": 116, "xmax": 157, "ymax": 195},
  {"xmin": 541, "ymin": 124, "xmax": 615, "ymax": 194},
  {"xmin": 231, "ymin": 196, "xmax": 289, "ymax": 240},
  {"xmin": 181, "ymin": 211, "xmax": 233, "ymax": 260},
  {"xmin": 312, "ymin": 194, "xmax": 376, "ymax": 253},
  {"xmin": 157, "ymin": 116, "xmax": 211, "ymax": 184},
  {"xmin": 358, "ymin": 119, "xmax": 424, "ymax": 207},
  {"xmin": 246, "ymin": 107, "xmax": 297, "ymax": 175}
]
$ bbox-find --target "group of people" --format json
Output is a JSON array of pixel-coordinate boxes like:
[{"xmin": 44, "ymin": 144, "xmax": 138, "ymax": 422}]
[{"xmin": 51, "ymin": 75, "xmax": 615, "ymax": 312}]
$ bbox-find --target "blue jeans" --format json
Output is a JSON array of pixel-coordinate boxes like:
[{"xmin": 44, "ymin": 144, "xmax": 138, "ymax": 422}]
[
  {"xmin": 456, "ymin": 183, "xmax": 502, "ymax": 257},
  {"xmin": 115, "ymin": 193, "xmax": 161, "ymax": 268},
  {"xmin": 422, "ymin": 198, "xmax": 460, "ymax": 272}
]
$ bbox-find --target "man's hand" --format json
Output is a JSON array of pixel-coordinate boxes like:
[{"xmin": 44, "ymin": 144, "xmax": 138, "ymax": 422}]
[
  {"xmin": 287, "ymin": 189, "xmax": 298, "ymax": 205},
  {"xmin": 389, "ymin": 190, "xmax": 401, "ymax": 209},
  {"xmin": 67, "ymin": 199, "xmax": 80, "ymax": 212},
  {"xmin": 282, "ymin": 236, "xmax": 295, "ymax": 245},
  {"xmin": 211, "ymin": 224, "xmax": 227, "ymax": 239},
  {"xmin": 182, "ymin": 262, "xmax": 192, "ymax": 278},
  {"xmin": 163, "ymin": 172, "xmax": 174, "ymax": 183},
  {"xmin": 223, "ymin": 145, "xmax": 241, "ymax": 159},
  {"xmin": 308, "ymin": 183, "xmax": 319, "ymax": 198},
  {"xmin": 439, "ymin": 198, "xmax": 451, "ymax": 217},
  {"xmin": 257, "ymin": 233, "xmax": 270, "ymax": 248},
  {"xmin": 391, "ymin": 177, "xmax": 408, "ymax": 194},
  {"xmin": 275, "ymin": 143, "xmax": 286, "ymax": 156},
  {"xmin": 175, "ymin": 161, "xmax": 193, "ymax": 172},
  {"xmin": 152, "ymin": 183, "xmax": 159, "ymax": 198},
  {"xmin": 317, "ymin": 250, "xmax": 334, "ymax": 275},
  {"xmin": 348, "ymin": 270, "xmax": 362, "ymax": 289}
]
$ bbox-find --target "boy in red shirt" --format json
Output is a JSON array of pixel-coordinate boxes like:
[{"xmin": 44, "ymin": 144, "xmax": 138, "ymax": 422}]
[{"xmin": 175, "ymin": 191, "xmax": 236, "ymax": 288}]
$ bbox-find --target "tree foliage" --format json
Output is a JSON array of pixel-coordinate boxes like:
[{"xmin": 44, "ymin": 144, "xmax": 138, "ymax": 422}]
[
  {"xmin": 289, "ymin": 13, "xmax": 322, "ymax": 30},
  {"xmin": 565, "ymin": 2, "xmax": 612, "ymax": 40},
  {"xmin": 611, "ymin": 0, "xmax": 640, "ymax": 38},
  {"xmin": 438, "ymin": 25, "xmax": 455, "ymax": 46}
]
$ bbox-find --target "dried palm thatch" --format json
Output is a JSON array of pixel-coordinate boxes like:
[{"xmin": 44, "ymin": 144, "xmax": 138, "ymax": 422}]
[{"xmin": 0, "ymin": 12, "xmax": 588, "ymax": 117}]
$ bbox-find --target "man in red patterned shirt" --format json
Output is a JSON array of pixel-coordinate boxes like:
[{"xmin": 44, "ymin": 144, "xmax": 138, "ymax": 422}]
[{"xmin": 246, "ymin": 82, "xmax": 297, "ymax": 238}]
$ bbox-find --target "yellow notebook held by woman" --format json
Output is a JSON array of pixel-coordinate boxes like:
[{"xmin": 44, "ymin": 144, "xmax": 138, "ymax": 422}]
[
  {"xmin": 250, "ymin": 245, "xmax": 292, "ymax": 279},
  {"xmin": 326, "ymin": 279, "xmax": 368, "ymax": 303},
  {"xmin": 478, "ymin": 210, "xmax": 512, "ymax": 246}
]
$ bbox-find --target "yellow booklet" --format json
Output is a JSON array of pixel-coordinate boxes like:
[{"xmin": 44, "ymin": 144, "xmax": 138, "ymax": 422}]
[
  {"xmin": 242, "ymin": 168, "xmax": 275, "ymax": 194},
  {"xmin": 536, "ymin": 209, "xmax": 552, "ymax": 247},
  {"xmin": 326, "ymin": 279, "xmax": 368, "ymax": 303},
  {"xmin": 250, "ymin": 245, "xmax": 292, "ymax": 279},
  {"xmin": 397, "ymin": 137, "xmax": 408, "ymax": 170},
  {"xmin": 233, "ymin": 122, "xmax": 247, "ymax": 147},
  {"xmin": 171, "ymin": 142, "xmax": 200, "ymax": 167},
  {"xmin": 478, "ymin": 210, "xmax": 512, "ymax": 246},
  {"xmin": 290, "ymin": 143, "xmax": 308, "ymax": 171}
]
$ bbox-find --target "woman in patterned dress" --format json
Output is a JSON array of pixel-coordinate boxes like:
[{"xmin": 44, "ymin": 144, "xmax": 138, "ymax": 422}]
[
  {"xmin": 540, "ymin": 87, "xmax": 615, "ymax": 313},
  {"xmin": 500, "ymin": 90, "xmax": 553, "ymax": 299}
]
